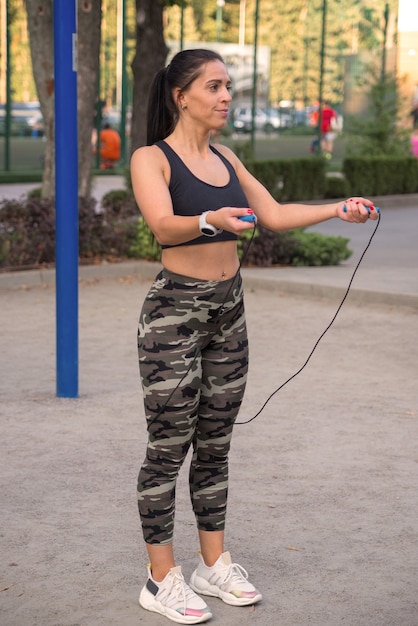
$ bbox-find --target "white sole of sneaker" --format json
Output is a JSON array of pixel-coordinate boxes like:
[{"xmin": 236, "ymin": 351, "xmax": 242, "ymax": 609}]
[
  {"xmin": 139, "ymin": 587, "xmax": 212, "ymax": 624},
  {"xmin": 189, "ymin": 573, "xmax": 262, "ymax": 607}
]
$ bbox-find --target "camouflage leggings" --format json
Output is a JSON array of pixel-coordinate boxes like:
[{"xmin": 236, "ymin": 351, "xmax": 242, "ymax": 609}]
[{"xmin": 137, "ymin": 268, "xmax": 249, "ymax": 545}]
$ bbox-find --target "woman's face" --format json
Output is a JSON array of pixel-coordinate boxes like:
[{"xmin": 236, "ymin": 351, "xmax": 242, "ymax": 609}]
[{"xmin": 179, "ymin": 60, "xmax": 232, "ymax": 131}]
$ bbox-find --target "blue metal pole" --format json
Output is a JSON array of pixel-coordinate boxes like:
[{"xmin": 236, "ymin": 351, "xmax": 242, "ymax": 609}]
[{"xmin": 54, "ymin": 0, "xmax": 79, "ymax": 397}]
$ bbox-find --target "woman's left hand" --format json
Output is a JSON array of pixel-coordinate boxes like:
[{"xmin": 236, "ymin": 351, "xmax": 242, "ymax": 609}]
[{"xmin": 337, "ymin": 197, "xmax": 379, "ymax": 222}]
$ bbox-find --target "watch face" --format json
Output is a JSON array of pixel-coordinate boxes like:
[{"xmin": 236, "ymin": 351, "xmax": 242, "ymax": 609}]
[{"xmin": 199, "ymin": 212, "xmax": 218, "ymax": 236}]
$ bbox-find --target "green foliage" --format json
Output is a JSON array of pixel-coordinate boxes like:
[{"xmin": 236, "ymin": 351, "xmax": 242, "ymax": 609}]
[
  {"xmin": 283, "ymin": 125, "xmax": 316, "ymax": 137},
  {"xmin": 0, "ymin": 195, "xmax": 139, "ymax": 269},
  {"xmin": 0, "ymin": 197, "xmax": 55, "ymax": 267},
  {"xmin": 129, "ymin": 218, "xmax": 161, "ymax": 262},
  {"xmin": 124, "ymin": 166, "xmax": 133, "ymax": 195},
  {"xmin": 343, "ymin": 156, "xmax": 418, "ymax": 196},
  {"xmin": 324, "ymin": 175, "xmax": 349, "ymax": 199},
  {"xmin": 244, "ymin": 157, "xmax": 327, "ymax": 201},
  {"xmin": 237, "ymin": 227, "xmax": 258, "ymax": 261},
  {"xmin": 0, "ymin": 172, "xmax": 42, "ymax": 184},
  {"xmin": 345, "ymin": 67, "xmax": 410, "ymax": 157},
  {"xmin": 242, "ymin": 225, "xmax": 300, "ymax": 267},
  {"xmin": 100, "ymin": 188, "xmax": 137, "ymax": 218},
  {"xmin": 233, "ymin": 141, "xmax": 252, "ymax": 161},
  {"xmin": 290, "ymin": 230, "xmax": 352, "ymax": 267},
  {"xmin": 27, "ymin": 187, "xmax": 42, "ymax": 200},
  {"xmin": 7, "ymin": 0, "xmax": 402, "ymax": 175},
  {"xmin": 10, "ymin": 0, "xmax": 400, "ymax": 118},
  {"xmin": 241, "ymin": 225, "xmax": 276, "ymax": 266},
  {"xmin": 79, "ymin": 195, "xmax": 138, "ymax": 258}
]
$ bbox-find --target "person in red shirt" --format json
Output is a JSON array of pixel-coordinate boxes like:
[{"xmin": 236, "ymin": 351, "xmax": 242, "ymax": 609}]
[
  {"xmin": 320, "ymin": 102, "xmax": 338, "ymax": 159},
  {"xmin": 99, "ymin": 123, "xmax": 121, "ymax": 169}
]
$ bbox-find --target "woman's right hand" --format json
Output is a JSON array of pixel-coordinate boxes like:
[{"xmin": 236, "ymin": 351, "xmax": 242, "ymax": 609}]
[{"xmin": 209, "ymin": 207, "xmax": 257, "ymax": 233}]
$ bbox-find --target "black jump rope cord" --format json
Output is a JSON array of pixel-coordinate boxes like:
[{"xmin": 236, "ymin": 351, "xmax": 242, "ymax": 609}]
[
  {"xmin": 236, "ymin": 211, "xmax": 381, "ymax": 425},
  {"xmin": 149, "ymin": 212, "xmax": 380, "ymax": 427}
]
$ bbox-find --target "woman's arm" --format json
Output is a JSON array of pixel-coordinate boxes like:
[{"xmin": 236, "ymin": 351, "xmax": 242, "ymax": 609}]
[
  {"xmin": 213, "ymin": 145, "xmax": 378, "ymax": 231},
  {"xmin": 130, "ymin": 146, "xmax": 203, "ymax": 246}
]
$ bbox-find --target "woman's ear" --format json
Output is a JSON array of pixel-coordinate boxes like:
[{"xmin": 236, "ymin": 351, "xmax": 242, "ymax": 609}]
[{"xmin": 173, "ymin": 88, "xmax": 185, "ymax": 112}]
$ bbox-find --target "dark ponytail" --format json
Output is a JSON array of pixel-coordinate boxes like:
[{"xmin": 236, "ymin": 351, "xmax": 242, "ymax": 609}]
[
  {"xmin": 146, "ymin": 67, "xmax": 174, "ymax": 146},
  {"xmin": 146, "ymin": 48, "xmax": 225, "ymax": 145}
]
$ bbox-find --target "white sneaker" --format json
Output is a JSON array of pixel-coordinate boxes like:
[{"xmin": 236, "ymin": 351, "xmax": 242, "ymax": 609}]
[
  {"xmin": 139, "ymin": 564, "xmax": 212, "ymax": 624},
  {"xmin": 190, "ymin": 551, "xmax": 262, "ymax": 607}
]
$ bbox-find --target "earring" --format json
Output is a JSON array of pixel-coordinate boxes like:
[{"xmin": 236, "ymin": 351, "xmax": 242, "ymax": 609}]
[{"xmin": 181, "ymin": 104, "xmax": 187, "ymax": 110}]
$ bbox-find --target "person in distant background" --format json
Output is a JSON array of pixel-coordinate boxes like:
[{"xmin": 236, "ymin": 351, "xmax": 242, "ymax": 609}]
[
  {"xmin": 98, "ymin": 123, "xmax": 121, "ymax": 170},
  {"xmin": 320, "ymin": 101, "xmax": 338, "ymax": 159},
  {"xmin": 410, "ymin": 104, "xmax": 418, "ymax": 130}
]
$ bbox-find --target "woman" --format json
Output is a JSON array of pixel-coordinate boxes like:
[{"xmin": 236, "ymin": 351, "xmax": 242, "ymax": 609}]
[{"xmin": 130, "ymin": 49, "xmax": 377, "ymax": 625}]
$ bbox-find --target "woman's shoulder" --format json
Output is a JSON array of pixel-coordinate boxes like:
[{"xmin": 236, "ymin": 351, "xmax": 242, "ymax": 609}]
[
  {"xmin": 130, "ymin": 143, "xmax": 168, "ymax": 169},
  {"xmin": 130, "ymin": 144, "xmax": 172, "ymax": 186},
  {"xmin": 131, "ymin": 143, "xmax": 163, "ymax": 160}
]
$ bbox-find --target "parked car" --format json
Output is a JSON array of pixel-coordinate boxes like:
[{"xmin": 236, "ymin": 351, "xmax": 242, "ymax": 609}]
[
  {"xmin": 0, "ymin": 116, "xmax": 33, "ymax": 136},
  {"xmin": 0, "ymin": 102, "xmax": 42, "ymax": 137},
  {"xmin": 231, "ymin": 106, "xmax": 292, "ymax": 133}
]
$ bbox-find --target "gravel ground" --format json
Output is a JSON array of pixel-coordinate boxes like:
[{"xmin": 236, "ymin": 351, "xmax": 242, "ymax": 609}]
[{"xmin": 1, "ymin": 272, "xmax": 417, "ymax": 626}]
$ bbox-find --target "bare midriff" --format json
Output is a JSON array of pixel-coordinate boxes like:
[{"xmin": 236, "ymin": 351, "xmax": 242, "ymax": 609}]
[{"xmin": 161, "ymin": 240, "xmax": 239, "ymax": 282}]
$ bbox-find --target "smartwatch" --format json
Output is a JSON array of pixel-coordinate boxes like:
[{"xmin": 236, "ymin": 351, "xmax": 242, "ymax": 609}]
[{"xmin": 198, "ymin": 211, "xmax": 223, "ymax": 237}]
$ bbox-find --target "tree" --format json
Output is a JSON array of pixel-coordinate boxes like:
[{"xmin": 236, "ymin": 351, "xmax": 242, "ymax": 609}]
[
  {"xmin": 24, "ymin": 1, "xmax": 54, "ymax": 198},
  {"xmin": 24, "ymin": 0, "xmax": 102, "ymax": 198},
  {"xmin": 130, "ymin": 0, "xmax": 169, "ymax": 152},
  {"xmin": 346, "ymin": 66, "xmax": 409, "ymax": 157},
  {"xmin": 77, "ymin": 1, "xmax": 102, "ymax": 197}
]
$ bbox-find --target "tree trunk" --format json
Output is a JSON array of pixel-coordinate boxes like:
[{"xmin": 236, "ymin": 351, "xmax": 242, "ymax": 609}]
[
  {"xmin": 130, "ymin": 0, "xmax": 168, "ymax": 153},
  {"xmin": 25, "ymin": 0, "xmax": 102, "ymax": 199},
  {"xmin": 25, "ymin": 1, "xmax": 54, "ymax": 199},
  {"xmin": 77, "ymin": 1, "xmax": 102, "ymax": 198}
]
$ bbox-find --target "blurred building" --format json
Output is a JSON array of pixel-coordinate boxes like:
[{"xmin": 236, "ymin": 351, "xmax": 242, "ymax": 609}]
[{"xmin": 397, "ymin": 0, "xmax": 418, "ymax": 106}]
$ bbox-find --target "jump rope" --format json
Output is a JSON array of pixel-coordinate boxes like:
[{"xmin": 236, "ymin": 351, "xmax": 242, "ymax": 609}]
[{"xmin": 148, "ymin": 207, "xmax": 381, "ymax": 428}]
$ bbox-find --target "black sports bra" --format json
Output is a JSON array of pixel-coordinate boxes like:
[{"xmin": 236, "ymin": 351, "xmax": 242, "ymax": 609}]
[{"xmin": 155, "ymin": 140, "xmax": 249, "ymax": 249}]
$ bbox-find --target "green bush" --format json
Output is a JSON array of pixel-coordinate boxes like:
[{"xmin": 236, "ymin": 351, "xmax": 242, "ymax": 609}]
[
  {"xmin": 27, "ymin": 187, "xmax": 42, "ymax": 200},
  {"xmin": 0, "ymin": 197, "xmax": 55, "ymax": 267},
  {"xmin": 244, "ymin": 157, "xmax": 327, "ymax": 201},
  {"xmin": 233, "ymin": 140, "xmax": 252, "ymax": 161},
  {"xmin": 129, "ymin": 217, "xmax": 161, "ymax": 262},
  {"xmin": 241, "ymin": 225, "xmax": 299, "ymax": 266},
  {"xmin": 100, "ymin": 188, "xmax": 137, "ymax": 218},
  {"xmin": 343, "ymin": 156, "xmax": 418, "ymax": 196},
  {"xmin": 290, "ymin": 230, "xmax": 352, "ymax": 266},
  {"xmin": 0, "ymin": 195, "xmax": 139, "ymax": 269},
  {"xmin": 324, "ymin": 175, "xmax": 349, "ymax": 199}
]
